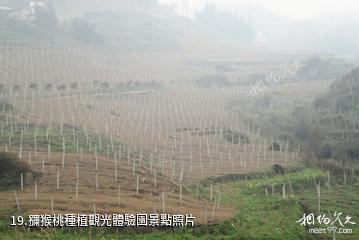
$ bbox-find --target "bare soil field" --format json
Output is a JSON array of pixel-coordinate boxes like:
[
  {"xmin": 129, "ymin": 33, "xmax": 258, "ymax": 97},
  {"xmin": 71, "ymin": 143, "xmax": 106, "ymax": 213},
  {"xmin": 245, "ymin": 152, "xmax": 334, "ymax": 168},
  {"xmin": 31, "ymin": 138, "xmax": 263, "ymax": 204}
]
[{"xmin": 0, "ymin": 152, "xmax": 234, "ymax": 224}]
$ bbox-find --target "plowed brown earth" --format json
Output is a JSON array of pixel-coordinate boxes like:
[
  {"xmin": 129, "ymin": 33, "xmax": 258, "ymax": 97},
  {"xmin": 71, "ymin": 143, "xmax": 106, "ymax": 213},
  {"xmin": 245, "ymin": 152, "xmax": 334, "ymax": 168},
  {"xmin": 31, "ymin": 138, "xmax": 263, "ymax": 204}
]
[{"xmin": 0, "ymin": 152, "xmax": 233, "ymax": 225}]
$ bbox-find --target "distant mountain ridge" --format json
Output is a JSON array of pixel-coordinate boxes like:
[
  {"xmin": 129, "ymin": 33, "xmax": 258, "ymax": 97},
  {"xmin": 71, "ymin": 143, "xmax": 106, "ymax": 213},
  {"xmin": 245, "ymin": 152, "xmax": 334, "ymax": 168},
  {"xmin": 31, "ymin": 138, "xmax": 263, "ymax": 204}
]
[
  {"xmin": 0, "ymin": 0, "xmax": 262, "ymax": 56},
  {"xmin": 1, "ymin": 0, "xmax": 357, "ymax": 57}
]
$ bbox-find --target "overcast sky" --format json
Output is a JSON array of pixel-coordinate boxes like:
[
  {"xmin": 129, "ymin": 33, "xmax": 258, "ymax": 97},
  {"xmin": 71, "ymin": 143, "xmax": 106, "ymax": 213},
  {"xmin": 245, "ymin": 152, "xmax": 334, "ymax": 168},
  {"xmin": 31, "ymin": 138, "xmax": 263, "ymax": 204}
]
[{"xmin": 158, "ymin": 0, "xmax": 359, "ymax": 20}]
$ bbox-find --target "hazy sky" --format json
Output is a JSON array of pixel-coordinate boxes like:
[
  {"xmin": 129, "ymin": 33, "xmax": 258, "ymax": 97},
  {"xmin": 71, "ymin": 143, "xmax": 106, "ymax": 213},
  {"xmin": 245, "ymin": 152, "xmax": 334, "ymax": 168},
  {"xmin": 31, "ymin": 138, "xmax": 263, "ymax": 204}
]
[{"xmin": 158, "ymin": 0, "xmax": 359, "ymax": 20}]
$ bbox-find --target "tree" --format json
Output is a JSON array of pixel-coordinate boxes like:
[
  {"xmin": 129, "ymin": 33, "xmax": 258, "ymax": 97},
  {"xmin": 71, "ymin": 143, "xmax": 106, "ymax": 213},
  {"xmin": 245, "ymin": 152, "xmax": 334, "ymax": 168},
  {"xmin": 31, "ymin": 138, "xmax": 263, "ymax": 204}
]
[
  {"xmin": 308, "ymin": 127, "xmax": 325, "ymax": 159},
  {"xmin": 57, "ymin": 84, "xmax": 67, "ymax": 91},
  {"xmin": 12, "ymin": 85, "xmax": 21, "ymax": 92},
  {"xmin": 70, "ymin": 82, "xmax": 79, "ymax": 90},
  {"xmin": 66, "ymin": 18, "xmax": 102, "ymax": 44},
  {"xmin": 134, "ymin": 81, "xmax": 140, "ymax": 89},
  {"xmin": 29, "ymin": 83, "xmax": 39, "ymax": 90},
  {"xmin": 320, "ymin": 143, "xmax": 332, "ymax": 159},
  {"xmin": 126, "ymin": 81, "xmax": 133, "ymax": 88},
  {"xmin": 99, "ymin": 82, "xmax": 109, "ymax": 90},
  {"xmin": 44, "ymin": 83, "xmax": 54, "ymax": 91},
  {"xmin": 32, "ymin": 1, "xmax": 58, "ymax": 31}
]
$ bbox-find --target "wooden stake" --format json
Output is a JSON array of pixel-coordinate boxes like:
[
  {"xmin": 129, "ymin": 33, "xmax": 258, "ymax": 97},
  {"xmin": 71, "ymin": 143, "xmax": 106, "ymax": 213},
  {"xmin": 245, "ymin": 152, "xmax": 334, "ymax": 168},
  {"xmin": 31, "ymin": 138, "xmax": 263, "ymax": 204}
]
[
  {"xmin": 34, "ymin": 181, "xmax": 37, "ymax": 201},
  {"xmin": 118, "ymin": 185, "xmax": 121, "ymax": 206},
  {"xmin": 210, "ymin": 184, "xmax": 213, "ymax": 201},
  {"xmin": 62, "ymin": 137, "xmax": 65, "ymax": 168},
  {"xmin": 282, "ymin": 183, "xmax": 286, "ymax": 200},
  {"xmin": 289, "ymin": 181, "xmax": 294, "ymax": 197},
  {"xmin": 132, "ymin": 159, "xmax": 136, "ymax": 176},
  {"xmin": 317, "ymin": 182, "xmax": 321, "ymax": 213},
  {"xmin": 42, "ymin": 157, "xmax": 45, "ymax": 173},
  {"xmin": 179, "ymin": 183, "xmax": 183, "ymax": 203},
  {"xmin": 48, "ymin": 139, "xmax": 51, "ymax": 160},
  {"xmin": 96, "ymin": 173, "xmax": 99, "ymax": 192},
  {"xmin": 265, "ymin": 187, "xmax": 269, "ymax": 200},
  {"xmin": 56, "ymin": 168, "xmax": 60, "ymax": 190},
  {"xmin": 114, "ymin": 157, "xmax": 118, "ymax": 183},
  {"xmin": 343, "ymin": 170, "xmax": 347, "ymax": 185},
  {"xmin": 51, "ymin": 197, "xmax": 54, "ymax": 214},
  {"xmin": 161, "ymin": 192, "xmax": 165, "ymax": 212},
  {"xmin": 76, "ymin": 159, "xmax": 79, "ymax": 180},
  {"xmin": 95, "ymin": 147, "xmax": 98, "ymax": 171},
  {"xmin": 76, "ymin": 180, "xmax": 79, "ymax": 201},
  {"xmin": 196, "ymin": 182, "xmax": 200, "ymax": 200},
  {"xmin": 154, "ymin": 169, "xmax": 157, "ymax": 188},
  {"xmin": 14, "ymin": 191, "xmax": 20, "ymax": 212},
  {"xmin": 20, "ymin": 173, "xmax": 23, "ymax": 191},
  {"xmin": 136, "ymin": 175, "xmax": 139, "ymax": 196}
]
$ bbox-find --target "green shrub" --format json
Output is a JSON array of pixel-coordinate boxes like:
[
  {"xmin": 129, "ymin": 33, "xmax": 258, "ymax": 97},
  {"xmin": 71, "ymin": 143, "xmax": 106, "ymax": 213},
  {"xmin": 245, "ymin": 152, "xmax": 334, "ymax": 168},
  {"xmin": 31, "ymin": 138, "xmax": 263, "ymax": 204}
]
[{"xmin": 0, "ymin": 152, "xmax": 31, "ymax": 189}]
